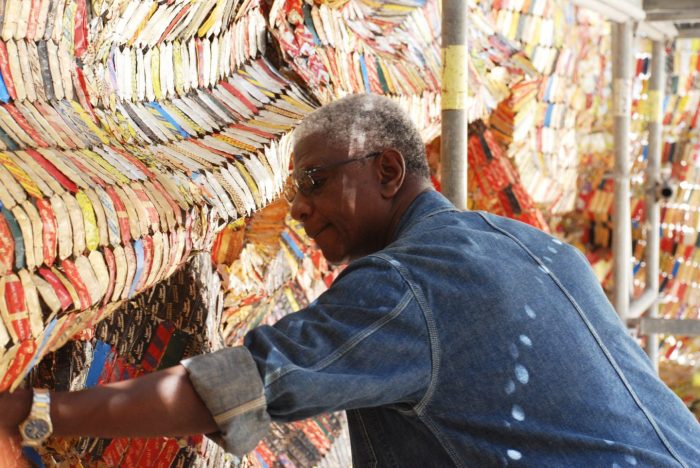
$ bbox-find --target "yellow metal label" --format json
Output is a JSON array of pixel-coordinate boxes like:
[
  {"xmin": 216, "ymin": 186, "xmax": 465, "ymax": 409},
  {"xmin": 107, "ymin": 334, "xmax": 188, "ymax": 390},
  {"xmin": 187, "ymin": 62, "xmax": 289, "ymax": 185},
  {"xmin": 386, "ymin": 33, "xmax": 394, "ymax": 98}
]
[{"xmin": 442, "ymin": 45, "xmax": 468, "ymax": 110}]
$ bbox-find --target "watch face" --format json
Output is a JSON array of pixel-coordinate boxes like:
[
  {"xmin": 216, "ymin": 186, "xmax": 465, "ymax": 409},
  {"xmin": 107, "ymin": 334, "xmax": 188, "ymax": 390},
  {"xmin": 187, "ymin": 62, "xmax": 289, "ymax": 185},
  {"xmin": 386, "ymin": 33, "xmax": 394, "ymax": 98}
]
[{"xmin": 24, "ymin": 419, "xmax": 50, "ymax": 440}]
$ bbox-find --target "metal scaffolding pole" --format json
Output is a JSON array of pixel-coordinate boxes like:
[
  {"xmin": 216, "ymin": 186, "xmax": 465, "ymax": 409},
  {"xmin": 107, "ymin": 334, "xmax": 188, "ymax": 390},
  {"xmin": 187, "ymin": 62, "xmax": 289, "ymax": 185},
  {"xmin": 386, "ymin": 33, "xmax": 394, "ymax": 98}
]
[
  {"xmin": 440, "ymin": 0, "xmax": 468, "ymax": 209},
  {"xmin": 643, "ymin": 40, "xmax": 665, "ymax": 372},
  {"xmin": 612, "ymin": 21, "xmax": 633, "ymax": 321}
]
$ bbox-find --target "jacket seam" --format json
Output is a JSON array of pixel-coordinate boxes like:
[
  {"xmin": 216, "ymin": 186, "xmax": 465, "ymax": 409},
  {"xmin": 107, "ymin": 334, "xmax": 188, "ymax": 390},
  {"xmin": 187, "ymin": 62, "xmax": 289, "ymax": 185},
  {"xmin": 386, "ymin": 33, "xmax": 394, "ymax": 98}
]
[
  {"xmin": 419, "ymin": 414, "xmax": 467, "ymax": 468},
  {"xmin": 372, "ymin": 253, "xmax": 440, "ymax": 415},
  {"xmin": 265, "ymin": 290, "xmax": 414, "ymax": 388},
  {"xmin": 352, "ymin": 409, "xmax": 378, "ymax": 468},
  {"xmin": 374, "ymin": 253, "xmax": 463, "ymax": 467},
  {"xmin": 477, "ymin": 212, "xmax": 688, "ymax": 468}
]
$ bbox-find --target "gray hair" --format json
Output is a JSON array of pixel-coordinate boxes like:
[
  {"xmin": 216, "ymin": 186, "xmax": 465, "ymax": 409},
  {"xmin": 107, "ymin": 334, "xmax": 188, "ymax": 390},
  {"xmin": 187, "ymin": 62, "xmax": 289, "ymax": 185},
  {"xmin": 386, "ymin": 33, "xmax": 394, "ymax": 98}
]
[{"xmin": 293, "ymin": 94, "xmax": 430, "ymax": 178}]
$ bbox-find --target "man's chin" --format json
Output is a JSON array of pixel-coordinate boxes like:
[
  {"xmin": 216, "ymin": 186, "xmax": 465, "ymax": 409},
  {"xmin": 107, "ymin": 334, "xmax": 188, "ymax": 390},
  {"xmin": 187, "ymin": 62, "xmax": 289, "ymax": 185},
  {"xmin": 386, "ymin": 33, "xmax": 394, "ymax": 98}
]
[
  {"xmin": 318, "ymin": 242, "xmax": 374, "ymax": 265},
  {"xmin": 325, "ymin": 256, "xmax": 349, "ymax": 266},
  {"xmin": 319, "ymin": 248, "xmax": 349, "ymax": 266},
  {"xmin": 314, "ymin": 242, "xmax": 347, "ymax": 265}
]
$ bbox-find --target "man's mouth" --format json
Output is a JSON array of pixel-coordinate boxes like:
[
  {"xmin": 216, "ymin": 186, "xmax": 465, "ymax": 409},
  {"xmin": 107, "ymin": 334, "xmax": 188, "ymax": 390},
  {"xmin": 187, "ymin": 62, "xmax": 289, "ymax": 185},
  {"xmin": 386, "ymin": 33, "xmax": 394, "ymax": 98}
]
[{"xmin": 308, "ymin": 224, "xmax": 329, "ymax": 239}]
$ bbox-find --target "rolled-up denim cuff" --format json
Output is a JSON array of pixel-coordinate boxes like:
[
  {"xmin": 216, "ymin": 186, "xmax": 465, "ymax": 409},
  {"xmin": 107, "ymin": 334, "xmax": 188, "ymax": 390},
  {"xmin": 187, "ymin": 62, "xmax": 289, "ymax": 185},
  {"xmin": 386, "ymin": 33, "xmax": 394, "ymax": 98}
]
[{"xmin": 182, "ymin": 346, "xmax": 270, "ymax": 455}]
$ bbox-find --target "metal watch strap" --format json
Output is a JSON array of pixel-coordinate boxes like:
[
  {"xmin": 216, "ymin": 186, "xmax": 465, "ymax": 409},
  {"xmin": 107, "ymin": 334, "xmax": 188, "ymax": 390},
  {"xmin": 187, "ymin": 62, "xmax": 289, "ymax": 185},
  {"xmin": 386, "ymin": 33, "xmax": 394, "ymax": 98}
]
[{"xmin": 20, "ymin": 387, "xmax": 52, "ymax": 447}]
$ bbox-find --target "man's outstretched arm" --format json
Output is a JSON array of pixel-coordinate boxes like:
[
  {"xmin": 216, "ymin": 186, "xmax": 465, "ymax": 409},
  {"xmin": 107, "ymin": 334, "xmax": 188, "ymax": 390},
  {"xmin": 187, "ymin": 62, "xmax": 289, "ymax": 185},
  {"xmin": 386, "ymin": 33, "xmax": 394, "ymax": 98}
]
[
  {"xmin": 0, "ymin": 364, "xmax": 217, "ymax": 439},
  {"xmin": 1, "ymin": 346, "xmax": 271, "ymax": 457}
]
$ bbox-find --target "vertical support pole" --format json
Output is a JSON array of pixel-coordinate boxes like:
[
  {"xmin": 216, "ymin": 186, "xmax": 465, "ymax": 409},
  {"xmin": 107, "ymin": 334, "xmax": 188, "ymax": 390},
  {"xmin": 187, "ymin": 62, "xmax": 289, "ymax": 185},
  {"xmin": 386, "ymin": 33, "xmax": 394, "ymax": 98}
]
[
  {"xmin": 645, "ymin": 39, "xmax": 665, "ymax": 372},
  {"xmin": 441, "ymin": 0, "xmax": 468, "ymax": 210},
  {"xmin": 612, "ymin": 21, "xmax": 633, "ymax": 321}
]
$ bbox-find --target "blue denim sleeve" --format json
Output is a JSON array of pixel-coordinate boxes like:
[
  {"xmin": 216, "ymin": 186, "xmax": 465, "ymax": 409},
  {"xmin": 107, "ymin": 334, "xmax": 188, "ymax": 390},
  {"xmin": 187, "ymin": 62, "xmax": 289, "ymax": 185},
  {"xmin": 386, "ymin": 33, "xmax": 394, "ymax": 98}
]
[
  {"xmin": 181, "ymin": 346, "xmax": 271, "ymax": 455},
  {"xmin": 243, "ymin": 255, "xmax": 433, "ymax": 422}
]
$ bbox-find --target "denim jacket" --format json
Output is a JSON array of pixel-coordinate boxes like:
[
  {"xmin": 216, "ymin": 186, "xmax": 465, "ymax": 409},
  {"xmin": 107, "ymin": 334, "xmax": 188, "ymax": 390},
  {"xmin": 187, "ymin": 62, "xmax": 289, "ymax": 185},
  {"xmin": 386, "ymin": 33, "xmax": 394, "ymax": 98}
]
[{"xmin": 183, "ymin": 190, "xmax": 700, "ymax": 467}]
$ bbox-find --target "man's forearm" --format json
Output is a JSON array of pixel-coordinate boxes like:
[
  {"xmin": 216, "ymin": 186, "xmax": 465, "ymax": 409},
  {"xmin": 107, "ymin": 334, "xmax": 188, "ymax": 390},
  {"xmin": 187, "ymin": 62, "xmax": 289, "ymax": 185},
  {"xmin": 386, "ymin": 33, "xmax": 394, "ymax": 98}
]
[
  {"xmin": 0, "ymin": 390, "xmax": 32, "ymax": 431},
  {"xmin": 1, "ymin": 364, "xmax": 217, "ymax": 439}
]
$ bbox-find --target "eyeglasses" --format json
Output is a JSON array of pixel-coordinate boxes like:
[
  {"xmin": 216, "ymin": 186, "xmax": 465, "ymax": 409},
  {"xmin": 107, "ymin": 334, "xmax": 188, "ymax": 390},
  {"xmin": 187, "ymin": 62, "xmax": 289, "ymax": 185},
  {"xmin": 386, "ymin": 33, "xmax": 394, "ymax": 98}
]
[{"xmin": 284, "ymin": 151, "xmax": 381, "ymax": 203}]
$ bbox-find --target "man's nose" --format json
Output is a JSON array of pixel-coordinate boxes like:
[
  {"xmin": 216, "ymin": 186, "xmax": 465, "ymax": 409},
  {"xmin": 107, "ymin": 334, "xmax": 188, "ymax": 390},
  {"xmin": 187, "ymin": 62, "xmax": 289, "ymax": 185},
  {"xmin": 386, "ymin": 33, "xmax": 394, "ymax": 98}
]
[{"xmin": 289, "ymin": 192, "xmax": 311, "ymax": 222}]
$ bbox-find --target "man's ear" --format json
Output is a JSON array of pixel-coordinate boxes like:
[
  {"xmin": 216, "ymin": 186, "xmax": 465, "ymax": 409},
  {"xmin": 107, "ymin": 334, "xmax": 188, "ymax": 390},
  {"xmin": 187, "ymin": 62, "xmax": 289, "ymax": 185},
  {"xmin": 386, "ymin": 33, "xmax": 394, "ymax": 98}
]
[{"xmin": 377, "ymin": 149, "xmax": 405, "ymax": 198}]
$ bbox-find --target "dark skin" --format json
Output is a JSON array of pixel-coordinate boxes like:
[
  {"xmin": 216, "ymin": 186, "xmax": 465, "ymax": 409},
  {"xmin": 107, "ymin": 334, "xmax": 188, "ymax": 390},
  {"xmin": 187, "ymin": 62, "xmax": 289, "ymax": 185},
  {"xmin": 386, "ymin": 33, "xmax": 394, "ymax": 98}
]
[
  {"xmin": 290, "ymin": 134, "xmax": 433, "ymax": 264},
  {"xmin": 0, "ymin": 133, "xmax": 432, "ymax": 449}
]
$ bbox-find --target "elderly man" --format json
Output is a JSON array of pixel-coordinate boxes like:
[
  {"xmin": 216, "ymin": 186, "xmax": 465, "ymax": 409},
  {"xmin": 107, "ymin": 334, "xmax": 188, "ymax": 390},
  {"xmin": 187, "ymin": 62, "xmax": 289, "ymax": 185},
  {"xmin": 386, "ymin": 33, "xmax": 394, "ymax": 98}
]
[{"xmin": 2, "ymin": 94, "xmax": 700, "ymax": 467}]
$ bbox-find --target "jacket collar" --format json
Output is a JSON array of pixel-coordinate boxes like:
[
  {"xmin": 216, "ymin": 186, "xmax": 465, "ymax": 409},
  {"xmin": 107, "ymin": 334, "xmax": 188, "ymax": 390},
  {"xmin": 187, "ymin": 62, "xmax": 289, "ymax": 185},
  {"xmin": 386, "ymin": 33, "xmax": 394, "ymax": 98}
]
[{"xmin": 393, "ymin": 189, "xmax": 459, "ymax": 240}]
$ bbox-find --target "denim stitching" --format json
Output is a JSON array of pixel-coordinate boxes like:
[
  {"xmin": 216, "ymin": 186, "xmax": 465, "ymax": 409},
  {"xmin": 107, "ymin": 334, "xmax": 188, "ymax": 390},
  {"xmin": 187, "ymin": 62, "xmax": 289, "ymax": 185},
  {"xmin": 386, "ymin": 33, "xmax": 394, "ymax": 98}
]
[
  {"xmin": 421, "ymin": 415, "xmax": 468, "ymax": 468},
  {"xmin": 265, "ymin": 290, "xmax": 414, "ymax": 387},
  {"xmin": 374, "ymin": 253, "xmax": 440, "ymax": 414},
  {"xmin": 376, "ymin": 204, "xmax": 450, "ymax": 412},
  {"xmin": 352, "ymin": 409, "xmax": 378, "ymax": 468},
  {"xmin": 373, "ymin": 253, "xmax": 466, "ymax": 467},
  {"xmin": 477, "ymin": 212, "xmax": 688, "ymax": 468}
]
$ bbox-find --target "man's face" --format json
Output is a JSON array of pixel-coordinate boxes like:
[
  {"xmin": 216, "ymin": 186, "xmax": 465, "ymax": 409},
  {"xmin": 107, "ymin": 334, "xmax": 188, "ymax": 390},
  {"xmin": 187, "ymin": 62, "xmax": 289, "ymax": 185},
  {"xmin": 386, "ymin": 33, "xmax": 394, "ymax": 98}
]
[{"xmin": 289, "ymin": 135, "xmax": 390, "ymax": 264}]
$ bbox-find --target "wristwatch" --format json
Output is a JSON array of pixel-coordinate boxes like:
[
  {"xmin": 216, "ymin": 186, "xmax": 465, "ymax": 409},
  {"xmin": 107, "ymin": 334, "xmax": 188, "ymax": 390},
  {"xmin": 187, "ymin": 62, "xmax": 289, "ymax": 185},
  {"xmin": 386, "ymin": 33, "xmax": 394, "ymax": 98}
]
[{"xmin": 19, "ymin": 388, "xmax": 53, "ymax": 447}]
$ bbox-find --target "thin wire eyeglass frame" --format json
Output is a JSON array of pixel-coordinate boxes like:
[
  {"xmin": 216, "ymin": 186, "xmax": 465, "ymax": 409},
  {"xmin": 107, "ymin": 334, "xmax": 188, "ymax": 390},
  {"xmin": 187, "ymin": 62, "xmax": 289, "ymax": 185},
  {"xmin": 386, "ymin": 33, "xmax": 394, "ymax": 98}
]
[{"xmin": 284, "ymin": 151, "xmax": 382, "ymax": 203}]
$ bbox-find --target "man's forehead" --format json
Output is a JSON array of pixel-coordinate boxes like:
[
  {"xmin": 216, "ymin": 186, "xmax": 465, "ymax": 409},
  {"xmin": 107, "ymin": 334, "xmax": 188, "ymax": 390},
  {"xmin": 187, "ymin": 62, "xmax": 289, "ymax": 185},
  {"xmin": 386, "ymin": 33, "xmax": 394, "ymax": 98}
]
[{"xmin": 293, "ymin": 136, "xmax": 347, "ymax": 167}]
